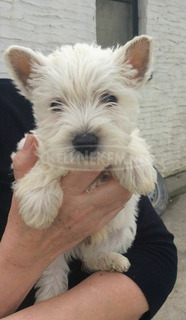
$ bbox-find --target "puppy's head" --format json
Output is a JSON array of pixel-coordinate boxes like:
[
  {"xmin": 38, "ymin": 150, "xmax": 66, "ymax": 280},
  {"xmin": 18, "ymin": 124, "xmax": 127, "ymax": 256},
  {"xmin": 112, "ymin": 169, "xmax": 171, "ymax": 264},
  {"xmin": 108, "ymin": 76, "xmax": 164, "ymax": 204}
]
[{"xmin": 4, "ymin": 36, "xmax": 153, "ymax": 170}]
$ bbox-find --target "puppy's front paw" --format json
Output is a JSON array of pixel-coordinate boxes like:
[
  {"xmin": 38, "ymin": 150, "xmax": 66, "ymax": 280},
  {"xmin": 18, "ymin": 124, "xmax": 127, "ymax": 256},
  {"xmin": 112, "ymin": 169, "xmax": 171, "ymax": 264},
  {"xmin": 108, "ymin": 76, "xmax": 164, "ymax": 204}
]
[
  {"xmin": 15, "ymin": 179, "xmax": 63, "ymax": 229},
  {"xmin": 83, "ymin": 252, "xmax": 131, "ymax": 273},
  {"xmin": 113, "ymin": 132, "xmax": 157, "ymax": 195},
  {"xmin": 120, "ymin": 158, "xmax": 157, "ymax": 195}
]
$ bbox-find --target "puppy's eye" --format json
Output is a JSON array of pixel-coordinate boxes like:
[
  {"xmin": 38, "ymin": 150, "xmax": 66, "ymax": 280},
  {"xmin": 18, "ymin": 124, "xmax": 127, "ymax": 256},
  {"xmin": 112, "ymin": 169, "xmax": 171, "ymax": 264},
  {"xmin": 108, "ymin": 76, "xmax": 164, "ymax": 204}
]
[
  {"xmin": 101, "ymin": 94, "xmax": 117, "ymax": 106},
  {"xmin": 50, "ymin": 99, "xmax": 63, "ymax": 112}
]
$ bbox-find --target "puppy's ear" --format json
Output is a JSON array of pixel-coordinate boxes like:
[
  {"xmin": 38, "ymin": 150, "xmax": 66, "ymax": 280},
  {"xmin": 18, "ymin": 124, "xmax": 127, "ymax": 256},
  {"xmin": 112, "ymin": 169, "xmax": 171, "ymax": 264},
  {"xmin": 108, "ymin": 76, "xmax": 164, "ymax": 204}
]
[
  {"xmin": 4, "ymin": 46, "xmax": 45, "ymax": 98},
  {"xmin": 116, "ymin": 35, "xmax": 153, "ymax": 88}
]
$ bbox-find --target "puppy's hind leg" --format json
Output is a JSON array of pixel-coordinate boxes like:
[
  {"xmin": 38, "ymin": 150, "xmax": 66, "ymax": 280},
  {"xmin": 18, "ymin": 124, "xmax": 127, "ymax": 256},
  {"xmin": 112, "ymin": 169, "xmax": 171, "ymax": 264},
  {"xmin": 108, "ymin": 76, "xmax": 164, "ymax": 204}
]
[{"xmin": 35, "ymin": 254, "xmax": 70, "ymax": 303}]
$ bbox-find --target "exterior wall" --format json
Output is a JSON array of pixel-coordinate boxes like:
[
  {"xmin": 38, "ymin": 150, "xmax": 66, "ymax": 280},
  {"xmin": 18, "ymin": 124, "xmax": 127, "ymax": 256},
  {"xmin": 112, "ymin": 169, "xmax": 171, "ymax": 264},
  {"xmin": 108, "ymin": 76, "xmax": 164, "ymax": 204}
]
[
  {"xmin": 138, "ymin": 0, "xmax": 186, "ymax": 176},
  {"xmin": 0, "ymin": 0, "xmax": 96, "ymax": 77}
]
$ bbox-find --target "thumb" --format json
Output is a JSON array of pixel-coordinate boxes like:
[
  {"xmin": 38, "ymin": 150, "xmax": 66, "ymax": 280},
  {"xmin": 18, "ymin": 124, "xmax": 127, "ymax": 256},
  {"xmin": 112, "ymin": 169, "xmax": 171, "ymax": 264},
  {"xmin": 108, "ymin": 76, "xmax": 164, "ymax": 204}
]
[{"xmin": 13, "ymin": 135, "xmax": 38, "ymax": 180}]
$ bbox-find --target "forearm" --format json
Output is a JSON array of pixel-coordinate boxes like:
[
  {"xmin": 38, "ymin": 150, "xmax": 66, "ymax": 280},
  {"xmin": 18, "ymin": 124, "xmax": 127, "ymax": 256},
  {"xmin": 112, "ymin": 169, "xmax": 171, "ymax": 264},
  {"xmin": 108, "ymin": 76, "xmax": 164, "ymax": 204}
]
[
  {"xmin": 1, "ymin": 271, "xmax": 149, "ymax": 320},
  {"xmin": 0, "ymin": 202, "xmax": 49, "ymax": 317},
  {"xmin": 0, "ymin": 246, "xmax": 43, "ymax": 317}
]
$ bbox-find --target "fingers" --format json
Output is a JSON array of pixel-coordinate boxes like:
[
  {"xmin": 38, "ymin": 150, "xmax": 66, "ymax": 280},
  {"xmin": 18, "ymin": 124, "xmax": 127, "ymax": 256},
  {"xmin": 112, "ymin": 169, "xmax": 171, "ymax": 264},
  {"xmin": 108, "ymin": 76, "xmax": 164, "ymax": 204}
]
[
  {"xmin": 86, "ymin": 177, "xmax": 132, "ymax": 208},
  {"xmin": 61, "ymin": 170, "xmax": 102, "ymax": 195},
  {"xmin": 13, "ymin": 135, "xmax": 38, "ymax": 180},
  {"xmin": 59, "ymin": 174, "xmax": 132, "ymax": 237},
  {"xmin": 61, "ymin": 170, "xmax": 131, "ymax": 219}
]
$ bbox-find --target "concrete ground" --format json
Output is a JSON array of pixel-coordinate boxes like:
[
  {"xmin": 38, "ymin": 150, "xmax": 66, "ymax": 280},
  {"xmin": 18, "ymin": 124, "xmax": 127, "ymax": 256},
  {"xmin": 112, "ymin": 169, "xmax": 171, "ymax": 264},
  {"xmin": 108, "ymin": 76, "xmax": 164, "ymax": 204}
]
[{"xmin": 154, "ymin": 192, "xmax": 186, "ymax": 320}]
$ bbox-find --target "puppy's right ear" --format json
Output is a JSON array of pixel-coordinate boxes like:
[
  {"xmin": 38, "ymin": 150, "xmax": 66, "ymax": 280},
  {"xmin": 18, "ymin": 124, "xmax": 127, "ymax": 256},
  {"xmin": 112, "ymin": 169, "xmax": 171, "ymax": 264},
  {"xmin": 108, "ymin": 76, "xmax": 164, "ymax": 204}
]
[{"xmin": 4, "ymin": 46, "xmax": 45, "ymax": 98}]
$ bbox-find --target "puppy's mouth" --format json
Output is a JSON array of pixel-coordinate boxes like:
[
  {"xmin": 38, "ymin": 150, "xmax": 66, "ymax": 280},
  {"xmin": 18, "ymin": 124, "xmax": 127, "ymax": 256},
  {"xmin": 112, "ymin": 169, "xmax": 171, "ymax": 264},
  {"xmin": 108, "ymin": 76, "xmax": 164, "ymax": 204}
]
[
  {"xmin": 73, "ymin": 144, "xmax": 98, "ymax": 157},
  {"xmin": 72, "ymin": 147, "xmax": 103, "ymax": 169},
  {"xmin": 67, "ymin": 146, "xmax": 115, "ymax": 171}
]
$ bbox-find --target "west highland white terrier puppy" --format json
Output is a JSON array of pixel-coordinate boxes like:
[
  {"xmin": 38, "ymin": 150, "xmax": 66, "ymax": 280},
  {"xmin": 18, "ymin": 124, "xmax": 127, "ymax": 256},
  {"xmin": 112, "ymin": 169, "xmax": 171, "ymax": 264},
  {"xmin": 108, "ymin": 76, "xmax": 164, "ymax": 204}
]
[{"xmin": 4, "ymin": 35, "xmax": 157, "ymax": 303}]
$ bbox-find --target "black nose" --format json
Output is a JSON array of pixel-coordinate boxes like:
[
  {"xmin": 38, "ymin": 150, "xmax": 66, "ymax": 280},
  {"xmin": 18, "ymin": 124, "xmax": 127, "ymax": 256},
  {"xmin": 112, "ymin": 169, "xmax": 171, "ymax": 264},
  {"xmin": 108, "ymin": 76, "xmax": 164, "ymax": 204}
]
[{"xmin": 72, "ymin": 133, "xmax": 99, "ymax": 156}]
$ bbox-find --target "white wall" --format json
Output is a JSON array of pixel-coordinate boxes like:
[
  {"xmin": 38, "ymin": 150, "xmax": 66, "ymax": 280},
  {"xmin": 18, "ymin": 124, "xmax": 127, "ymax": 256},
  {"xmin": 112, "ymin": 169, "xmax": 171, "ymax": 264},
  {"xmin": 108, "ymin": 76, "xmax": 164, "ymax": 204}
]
[
  {"xmin": 0, "ymin": 0, "xmax": 96, "ymax": 77},
  {"xmin": 138, "ymin": 0, "xmax": 186, "ymax": 176}
]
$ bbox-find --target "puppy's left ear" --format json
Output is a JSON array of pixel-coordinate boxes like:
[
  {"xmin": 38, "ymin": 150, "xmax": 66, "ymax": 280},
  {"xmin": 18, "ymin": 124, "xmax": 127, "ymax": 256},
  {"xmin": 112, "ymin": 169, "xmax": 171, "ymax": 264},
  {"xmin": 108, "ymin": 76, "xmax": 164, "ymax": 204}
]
[
  {"xmin": 4, "ymin": 46, "xmax": 45, "ymax": 99},
  {"xmin": 116, "ymin": 35, "xmax": 153, "ymax": 88}
]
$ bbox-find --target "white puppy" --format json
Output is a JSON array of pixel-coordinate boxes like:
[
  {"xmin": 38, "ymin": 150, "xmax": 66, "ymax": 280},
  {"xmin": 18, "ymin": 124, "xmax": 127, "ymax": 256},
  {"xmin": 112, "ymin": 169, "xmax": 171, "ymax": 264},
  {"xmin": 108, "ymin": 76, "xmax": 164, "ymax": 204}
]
[{"xmin": 4, "ymin": 35, "xmax": 156, "ymax": 303}]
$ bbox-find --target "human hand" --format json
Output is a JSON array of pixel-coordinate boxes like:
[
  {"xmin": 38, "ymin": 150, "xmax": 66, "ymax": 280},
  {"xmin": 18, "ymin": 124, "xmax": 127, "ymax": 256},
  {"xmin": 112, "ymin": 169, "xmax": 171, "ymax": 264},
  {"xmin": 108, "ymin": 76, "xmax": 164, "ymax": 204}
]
[{"xmin": 1, "ymin": 135, "xmax": 132, "ymax": 270}]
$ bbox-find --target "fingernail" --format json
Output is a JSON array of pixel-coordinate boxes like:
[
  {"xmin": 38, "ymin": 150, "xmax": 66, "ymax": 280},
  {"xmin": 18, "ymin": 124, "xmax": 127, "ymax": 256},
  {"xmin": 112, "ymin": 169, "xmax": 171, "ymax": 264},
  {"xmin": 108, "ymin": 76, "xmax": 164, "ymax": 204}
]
[{"xmin": 23, "ymin": 135, "xmax": 33, "ymax": 151}]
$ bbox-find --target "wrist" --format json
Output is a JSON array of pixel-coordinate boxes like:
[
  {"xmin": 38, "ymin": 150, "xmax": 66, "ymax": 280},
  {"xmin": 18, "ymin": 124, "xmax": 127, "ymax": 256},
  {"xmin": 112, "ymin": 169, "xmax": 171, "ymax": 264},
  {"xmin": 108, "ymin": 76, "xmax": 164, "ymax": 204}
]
[
  {"xmin": 1, "ymin": 197, "xmax": 55, "ymax": 270},
  {"xmin": 0, "ymin": 241, "xmax": 38, "ymax": 275}
]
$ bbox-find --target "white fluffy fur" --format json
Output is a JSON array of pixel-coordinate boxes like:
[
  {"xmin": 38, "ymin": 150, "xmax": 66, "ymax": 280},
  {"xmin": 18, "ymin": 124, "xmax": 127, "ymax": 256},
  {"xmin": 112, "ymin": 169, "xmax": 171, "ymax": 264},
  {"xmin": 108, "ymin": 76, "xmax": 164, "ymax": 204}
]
[{"xmin": 4, "ymin": 35, "xmax": 157, "ymax": 303}]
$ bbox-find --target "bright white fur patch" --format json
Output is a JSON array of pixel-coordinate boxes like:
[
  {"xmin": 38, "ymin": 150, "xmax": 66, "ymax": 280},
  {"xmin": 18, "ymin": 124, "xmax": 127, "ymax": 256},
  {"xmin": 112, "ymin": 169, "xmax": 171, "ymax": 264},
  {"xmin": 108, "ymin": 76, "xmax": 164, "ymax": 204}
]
[{"xmin": 4, "ymin": 36, "xmax": 157, "ymax": 302}]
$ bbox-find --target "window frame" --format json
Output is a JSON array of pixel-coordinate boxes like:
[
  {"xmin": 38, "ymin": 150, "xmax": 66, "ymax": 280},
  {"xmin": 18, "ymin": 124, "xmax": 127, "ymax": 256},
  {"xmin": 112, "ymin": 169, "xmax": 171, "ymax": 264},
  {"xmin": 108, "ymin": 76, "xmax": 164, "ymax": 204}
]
[{"xmin": 110, "ymin": 0, "xmax": 138, "ymax": 37}]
